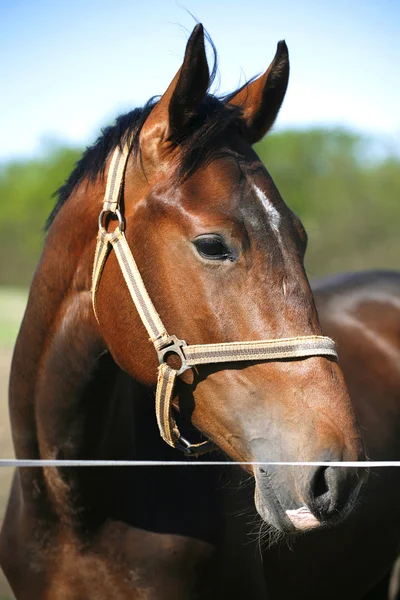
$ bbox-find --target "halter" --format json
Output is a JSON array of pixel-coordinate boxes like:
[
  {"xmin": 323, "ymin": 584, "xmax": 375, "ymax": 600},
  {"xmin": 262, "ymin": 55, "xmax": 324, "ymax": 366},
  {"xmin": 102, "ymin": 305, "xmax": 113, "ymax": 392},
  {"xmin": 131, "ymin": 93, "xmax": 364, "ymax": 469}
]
[{"xmin": 92, "ymin": 141, "xmax": 338, "ymax": 455}]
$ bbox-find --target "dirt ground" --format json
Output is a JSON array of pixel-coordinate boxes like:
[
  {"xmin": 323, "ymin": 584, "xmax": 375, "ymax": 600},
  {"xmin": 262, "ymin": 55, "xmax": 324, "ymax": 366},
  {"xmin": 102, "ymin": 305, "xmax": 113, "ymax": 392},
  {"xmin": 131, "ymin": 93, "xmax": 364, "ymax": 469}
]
[
  {"xmin": 0, "ymin": 289, "xmax": 26, "ymax": 598},
  {"xmin": 0, "ymin": 347, "xmax": 16, "ymax": 599}
]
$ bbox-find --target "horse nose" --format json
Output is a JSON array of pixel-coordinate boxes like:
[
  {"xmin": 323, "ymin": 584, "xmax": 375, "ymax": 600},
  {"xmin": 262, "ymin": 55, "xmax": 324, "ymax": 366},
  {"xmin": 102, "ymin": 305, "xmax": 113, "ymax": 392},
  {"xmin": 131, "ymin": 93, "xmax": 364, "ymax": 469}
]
[{"xmin": 305, "ymin": 456, "xmax": 367, "ymax": 520}]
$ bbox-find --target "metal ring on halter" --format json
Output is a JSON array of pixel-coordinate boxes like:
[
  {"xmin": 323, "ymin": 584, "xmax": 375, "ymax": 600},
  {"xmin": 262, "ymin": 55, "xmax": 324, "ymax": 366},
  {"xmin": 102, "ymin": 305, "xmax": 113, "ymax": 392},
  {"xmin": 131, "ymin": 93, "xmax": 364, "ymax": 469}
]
[
  {"xmin": 157, "ymin": 335, "xmax": 190, "ymax": 376},
  {"xmin": 98, "ymin": 209, "xmax": 125, "ymax": 232},
  {"xmin": 174, "ymin": 436, "xmax": 196, "ymax": 455}
]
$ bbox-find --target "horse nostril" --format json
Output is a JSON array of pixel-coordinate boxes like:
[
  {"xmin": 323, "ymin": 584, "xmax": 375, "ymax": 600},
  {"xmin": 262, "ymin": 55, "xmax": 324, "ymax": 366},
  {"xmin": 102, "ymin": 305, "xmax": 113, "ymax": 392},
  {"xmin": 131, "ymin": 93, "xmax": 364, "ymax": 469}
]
[
  {"xmin": 311, "ymin": 465, "xmax": 329, "ymax": 500},
  {"xmin": 306, "ymin": 463, "xmax": 365, "ymax": 521},
  {"xmin": 259, "ymin": 467, "xmax": 267, "ymax": 475},
  {"xmin": 307, "ymin": 465, "xmax": 335, "ymax": 519}
]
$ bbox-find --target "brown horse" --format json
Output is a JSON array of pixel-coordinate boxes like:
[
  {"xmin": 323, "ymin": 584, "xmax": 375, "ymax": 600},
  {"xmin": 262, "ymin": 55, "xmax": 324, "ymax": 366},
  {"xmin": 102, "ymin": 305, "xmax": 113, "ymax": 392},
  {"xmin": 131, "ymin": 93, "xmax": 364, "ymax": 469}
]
[{"xmin": 0, "ymin": 24, "xmax": 380, "ymax": 600}]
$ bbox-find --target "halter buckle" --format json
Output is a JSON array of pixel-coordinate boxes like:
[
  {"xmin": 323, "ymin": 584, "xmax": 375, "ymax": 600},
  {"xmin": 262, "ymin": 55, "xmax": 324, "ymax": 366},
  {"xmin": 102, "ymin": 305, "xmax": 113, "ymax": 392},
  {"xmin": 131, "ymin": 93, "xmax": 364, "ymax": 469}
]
[{"xmin": 157, "ymin": 335, "xmax": 189, "ymax": 376}]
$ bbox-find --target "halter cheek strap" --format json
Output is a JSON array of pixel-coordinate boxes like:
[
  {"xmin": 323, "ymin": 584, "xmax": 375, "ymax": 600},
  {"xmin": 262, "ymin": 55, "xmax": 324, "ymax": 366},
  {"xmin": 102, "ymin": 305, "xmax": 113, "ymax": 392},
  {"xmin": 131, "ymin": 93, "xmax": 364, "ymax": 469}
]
[{"xmin": 92, "ymin": 144, "xmax": 338, "ymax": 456}]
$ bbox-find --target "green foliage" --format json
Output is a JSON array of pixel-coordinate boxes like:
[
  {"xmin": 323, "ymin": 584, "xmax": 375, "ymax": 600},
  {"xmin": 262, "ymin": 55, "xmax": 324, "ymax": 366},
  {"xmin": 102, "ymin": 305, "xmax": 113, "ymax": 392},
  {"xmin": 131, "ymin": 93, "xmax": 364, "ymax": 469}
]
[
  {"xmin": 0, "ymin": 129, "xmax": 398, "ymax": 286},
  {"xmin": 0, "ymin": 144, "xmax": 81, "ymax": 285}
]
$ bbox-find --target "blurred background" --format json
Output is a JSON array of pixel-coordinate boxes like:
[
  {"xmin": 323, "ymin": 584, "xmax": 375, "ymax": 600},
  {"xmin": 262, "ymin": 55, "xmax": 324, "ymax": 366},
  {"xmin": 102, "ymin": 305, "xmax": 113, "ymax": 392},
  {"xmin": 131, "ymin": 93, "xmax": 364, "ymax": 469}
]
[
  {"xmin": 0, "ymin": 1, "xmax": 399, "ymax": 596},
  {"xmin": 2, "ymin": 1, "xmax": 400, "ymax": 289},
  {"xmin": 1, "ymin": 0, "xmax": 400, "ymax": 342}
]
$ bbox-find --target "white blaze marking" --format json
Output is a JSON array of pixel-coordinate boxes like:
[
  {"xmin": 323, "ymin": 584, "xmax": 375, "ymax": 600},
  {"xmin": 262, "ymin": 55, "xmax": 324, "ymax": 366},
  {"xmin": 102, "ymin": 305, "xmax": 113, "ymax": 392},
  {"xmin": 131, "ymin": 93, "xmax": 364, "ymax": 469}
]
[{"xmin": 253, "ymin": 185, "xmax": 281, "ymax": 236}]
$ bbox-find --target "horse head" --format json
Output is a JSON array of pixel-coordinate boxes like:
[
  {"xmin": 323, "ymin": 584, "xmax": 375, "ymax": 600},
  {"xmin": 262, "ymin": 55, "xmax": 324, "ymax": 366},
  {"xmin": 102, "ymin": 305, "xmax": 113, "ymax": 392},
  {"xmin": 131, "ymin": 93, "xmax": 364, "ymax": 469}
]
[{"xmin": 90, "ymin": 25, "xmax": 366, "ymax": 533}]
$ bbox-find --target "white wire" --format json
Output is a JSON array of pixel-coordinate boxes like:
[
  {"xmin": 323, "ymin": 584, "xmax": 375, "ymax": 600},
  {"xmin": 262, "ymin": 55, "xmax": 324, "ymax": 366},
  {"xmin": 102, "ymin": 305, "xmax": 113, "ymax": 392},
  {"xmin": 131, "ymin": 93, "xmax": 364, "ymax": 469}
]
[{"xmin": 0, "ymin": 459, "xmax": 399, "ymax": 468}]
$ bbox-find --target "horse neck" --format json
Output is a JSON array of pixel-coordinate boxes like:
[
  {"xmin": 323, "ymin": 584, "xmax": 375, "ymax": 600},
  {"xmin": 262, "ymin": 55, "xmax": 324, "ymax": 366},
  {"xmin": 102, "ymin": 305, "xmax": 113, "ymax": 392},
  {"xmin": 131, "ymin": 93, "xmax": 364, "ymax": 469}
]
[
  {"xmin": 9, "ymin": 176, "xmax": 97, "ymax": 452},
  {"xmin": 85, "ymin": 357, "xmax": 173, "ymax": 461},
  {"xmin": 10, "ymin": 168, "xmax": 174, "ymax": 461}
]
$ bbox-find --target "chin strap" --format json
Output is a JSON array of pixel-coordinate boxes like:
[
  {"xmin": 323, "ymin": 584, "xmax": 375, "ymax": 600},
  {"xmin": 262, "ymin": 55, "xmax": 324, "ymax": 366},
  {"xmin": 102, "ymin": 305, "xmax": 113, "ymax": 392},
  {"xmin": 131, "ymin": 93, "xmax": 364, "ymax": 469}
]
[{"xmin": 92, "ymin": 143, "xmax": 338, "ymax": 456}]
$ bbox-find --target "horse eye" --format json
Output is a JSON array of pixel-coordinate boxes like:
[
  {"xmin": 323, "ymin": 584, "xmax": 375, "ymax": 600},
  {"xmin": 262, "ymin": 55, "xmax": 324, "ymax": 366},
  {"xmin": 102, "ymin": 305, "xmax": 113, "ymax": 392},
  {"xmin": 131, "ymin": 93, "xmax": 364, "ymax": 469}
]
[{"xmin": 193, "ymin": 235, "xmax": 232, "ymax": 261}]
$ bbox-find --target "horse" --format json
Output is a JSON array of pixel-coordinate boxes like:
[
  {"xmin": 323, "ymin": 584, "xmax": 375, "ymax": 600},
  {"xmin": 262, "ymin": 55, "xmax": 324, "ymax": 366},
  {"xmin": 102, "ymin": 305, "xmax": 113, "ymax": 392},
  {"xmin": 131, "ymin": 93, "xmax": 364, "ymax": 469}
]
[{"xmin": 0, "ymin": 24, "xmax": 376, "ymax": 599}]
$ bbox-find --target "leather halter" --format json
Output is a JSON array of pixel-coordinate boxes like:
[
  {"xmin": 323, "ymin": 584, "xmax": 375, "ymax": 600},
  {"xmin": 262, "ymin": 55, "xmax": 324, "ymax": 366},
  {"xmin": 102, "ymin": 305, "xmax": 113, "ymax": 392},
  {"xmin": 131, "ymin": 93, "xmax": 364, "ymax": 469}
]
[{"xmin": 92, "ymin": 142, "xmax": 338, "ymax": 456}]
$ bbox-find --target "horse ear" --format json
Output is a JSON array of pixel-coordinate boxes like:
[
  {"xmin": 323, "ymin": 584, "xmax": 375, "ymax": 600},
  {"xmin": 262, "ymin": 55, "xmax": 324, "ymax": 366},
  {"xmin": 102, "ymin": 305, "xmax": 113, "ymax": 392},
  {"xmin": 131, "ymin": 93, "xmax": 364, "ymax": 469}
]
[
  {"xmin": 140, "ymin": 24, "xmax": 209, "ymax": 163},
  {"xmin": 228, "ymin": 41, "xmax": 289, "ymax": 144}
]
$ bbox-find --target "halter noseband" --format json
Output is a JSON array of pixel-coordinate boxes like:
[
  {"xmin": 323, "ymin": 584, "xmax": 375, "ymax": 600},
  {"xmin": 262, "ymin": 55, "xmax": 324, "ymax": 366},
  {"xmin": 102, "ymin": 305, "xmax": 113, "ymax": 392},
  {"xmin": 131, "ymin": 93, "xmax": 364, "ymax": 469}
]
[{"xmin": 92, "ymin": 142, "xmax": 338, "ymax": 456}]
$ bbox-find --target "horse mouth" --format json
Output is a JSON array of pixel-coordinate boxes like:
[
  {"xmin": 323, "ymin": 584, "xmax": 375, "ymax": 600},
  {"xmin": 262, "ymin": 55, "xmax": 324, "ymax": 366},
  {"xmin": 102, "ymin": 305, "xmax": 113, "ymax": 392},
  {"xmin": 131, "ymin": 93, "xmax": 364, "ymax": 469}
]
[
  {"xmin": 254, "ymin": 485, "xmax": 322, "ymax": 534},
  {"xmin": 285, "ymin": 506, "xmax": 321, "ymax": 530}
]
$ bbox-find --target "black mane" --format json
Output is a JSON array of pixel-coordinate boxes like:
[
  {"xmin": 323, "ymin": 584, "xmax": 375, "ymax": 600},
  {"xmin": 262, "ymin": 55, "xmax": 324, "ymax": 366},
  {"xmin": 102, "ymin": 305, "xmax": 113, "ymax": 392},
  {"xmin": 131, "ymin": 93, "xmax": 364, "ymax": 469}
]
[
  {"xmin": 46, "ymin": 99, "xmax": 156, "ymax": 230},
  {"xmin": 47, "ymin": 38, "xmax": 248, "ymax": 231}
]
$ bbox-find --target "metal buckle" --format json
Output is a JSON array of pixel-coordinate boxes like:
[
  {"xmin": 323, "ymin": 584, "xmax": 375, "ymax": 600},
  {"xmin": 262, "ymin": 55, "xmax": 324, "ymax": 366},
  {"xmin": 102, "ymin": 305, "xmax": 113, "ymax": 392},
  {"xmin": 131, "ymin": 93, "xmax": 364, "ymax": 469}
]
[
  {"xmin": 174, "ymin": 436, "xmax": 194, "ymax": 456},
  {"xmin": 98, "ymin": 208, "xmax": 125, "ymax": 232},
  {"xmin": 157, "ymin": 335, "xmax": 189, "ymax": 376}
]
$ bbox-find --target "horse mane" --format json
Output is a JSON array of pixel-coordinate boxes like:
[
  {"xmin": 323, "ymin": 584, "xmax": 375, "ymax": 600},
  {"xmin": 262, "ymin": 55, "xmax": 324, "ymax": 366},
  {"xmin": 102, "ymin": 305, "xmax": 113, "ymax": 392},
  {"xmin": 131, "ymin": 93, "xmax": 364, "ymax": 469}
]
[{"xmin": 46, "ymin": 35, "xmax": 248, "ymax": 231}]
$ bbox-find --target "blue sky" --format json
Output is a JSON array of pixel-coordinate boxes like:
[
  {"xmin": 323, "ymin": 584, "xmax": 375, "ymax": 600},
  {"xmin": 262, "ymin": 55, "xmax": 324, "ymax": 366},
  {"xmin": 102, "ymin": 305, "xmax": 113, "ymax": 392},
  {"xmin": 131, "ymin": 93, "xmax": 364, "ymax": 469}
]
[{"xmin": 1, "ymin": 0, "xmax": 399, "ymax": 160}]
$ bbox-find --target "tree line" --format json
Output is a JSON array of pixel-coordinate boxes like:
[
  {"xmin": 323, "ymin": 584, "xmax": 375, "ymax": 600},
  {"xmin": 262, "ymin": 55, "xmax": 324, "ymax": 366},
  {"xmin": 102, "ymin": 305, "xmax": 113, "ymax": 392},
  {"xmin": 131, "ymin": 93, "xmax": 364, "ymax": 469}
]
[{"xmin": 0, "ymin": 129, "xmax": 398, "ymax": 286}]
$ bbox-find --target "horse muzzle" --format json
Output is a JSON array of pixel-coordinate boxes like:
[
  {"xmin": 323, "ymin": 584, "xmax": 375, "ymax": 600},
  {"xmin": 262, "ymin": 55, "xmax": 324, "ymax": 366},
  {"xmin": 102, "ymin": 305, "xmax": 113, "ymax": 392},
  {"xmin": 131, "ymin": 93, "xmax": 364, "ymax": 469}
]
[{"xmin": 253, "ymin": 455, "xmax": 368, "ymax": 534}]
